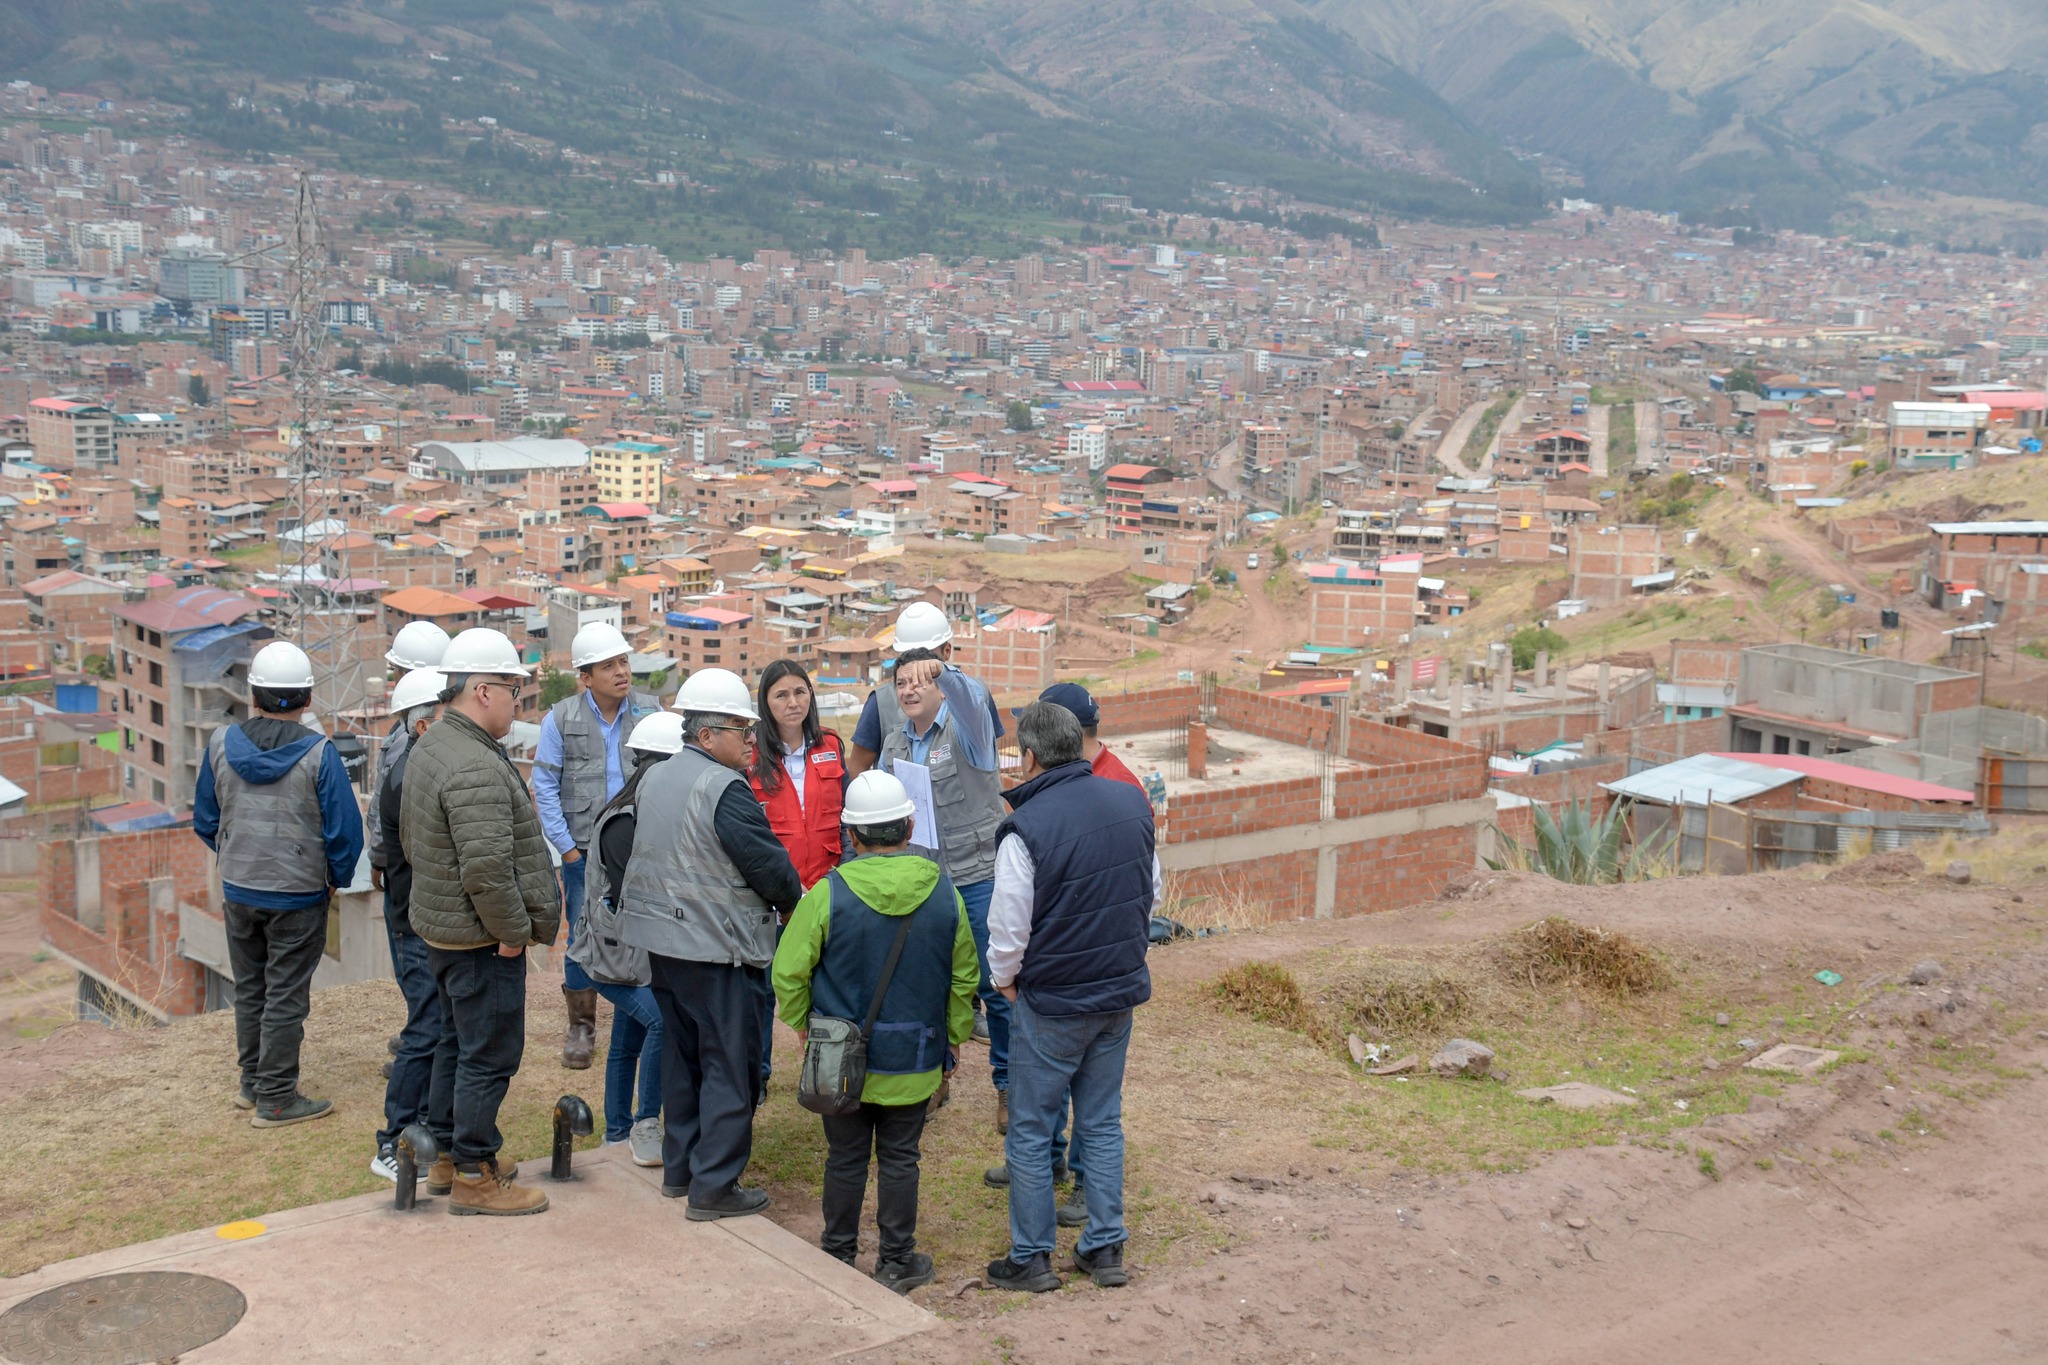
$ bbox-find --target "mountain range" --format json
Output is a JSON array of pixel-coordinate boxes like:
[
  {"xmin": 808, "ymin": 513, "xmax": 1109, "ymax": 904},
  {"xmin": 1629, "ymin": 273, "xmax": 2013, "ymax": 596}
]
[{"xmin": 5, "ymin": 0, "xmax": 2046, "ymax": 234}]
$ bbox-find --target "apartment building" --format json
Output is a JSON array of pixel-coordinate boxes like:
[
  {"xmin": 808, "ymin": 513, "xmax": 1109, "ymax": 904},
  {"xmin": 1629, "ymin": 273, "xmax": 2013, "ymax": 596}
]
[
  {"xmin": 590, "ymin": 439, "xmax": 666, "ymax": 505},
  {"xmin": 1568, "ymin": 524, "xmax": 1667, "ymax": 603},
  {"xmin": 1728, "ymin": 643, "xmax": 1978, "ymax": 757},
  {"xmin": 26, "ymin": 396, "xmax": 116, "ymax": 471},
  {"xmin": 111, "ymin": 588, "xmax": 265, "ymax": 809},
  {"xmin": 1888, "ymin": 402, "xmax": 1987, "ymax": 469},
  {"xmin": 1304, "ymin": 560, "xmax": 1426, "ymax": 650},
  {"xmin": 1923, "ymin": 520, "xmax": 2048, "ymax": 621}
]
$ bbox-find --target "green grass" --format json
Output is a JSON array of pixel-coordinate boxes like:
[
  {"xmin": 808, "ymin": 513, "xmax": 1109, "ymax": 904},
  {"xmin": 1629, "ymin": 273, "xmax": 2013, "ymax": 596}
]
[
  {"xmin": 1460, "ymin": 391, "xmax": 1520, "ymax": 467},
  {"xmin": 1608, "ymin": 400, "xmax": 1637, "ymax": 465},
  {"xmin": 1206, "ymin": 938, "xmax": 1866, "ymax": 1175}
]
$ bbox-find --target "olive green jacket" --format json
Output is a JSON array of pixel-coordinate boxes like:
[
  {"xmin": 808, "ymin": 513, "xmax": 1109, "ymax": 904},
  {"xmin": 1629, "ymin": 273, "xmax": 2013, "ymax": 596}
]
[{"xmin": 400, "ymin": 709, "xmax": 561, "ymax": 949}]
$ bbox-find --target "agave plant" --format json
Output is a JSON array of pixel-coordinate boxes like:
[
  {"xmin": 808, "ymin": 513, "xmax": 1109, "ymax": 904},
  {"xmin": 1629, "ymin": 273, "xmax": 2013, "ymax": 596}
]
[{"xmin": 1490, "ymin": 797, "xmax": 1664, "ymax": 885}]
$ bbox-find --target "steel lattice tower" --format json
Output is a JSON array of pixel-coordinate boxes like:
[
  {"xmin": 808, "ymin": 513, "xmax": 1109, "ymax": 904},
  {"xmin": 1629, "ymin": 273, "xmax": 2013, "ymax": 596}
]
[{"xmin": 281, "ymin": 170, "xmax": 370, "ymax": 724}]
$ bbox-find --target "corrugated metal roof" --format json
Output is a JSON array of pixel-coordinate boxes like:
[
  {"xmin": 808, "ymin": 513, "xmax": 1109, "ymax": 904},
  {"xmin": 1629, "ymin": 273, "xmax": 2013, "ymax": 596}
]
[
  {"xmin": 1601, "ymin": 753, "xmax": 1803, "ymax": 806},
  {"xmin": 1713, "ymin": 753, "xmax": 1972, "ymax": 803}
]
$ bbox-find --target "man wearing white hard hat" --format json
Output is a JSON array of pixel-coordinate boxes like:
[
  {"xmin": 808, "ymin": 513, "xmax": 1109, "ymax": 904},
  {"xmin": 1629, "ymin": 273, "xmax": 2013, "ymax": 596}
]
[
  {"xmin": 401, "ymin": 628, "xmax": 561, "ymax": 1215},
  {"xmin": 846, "ymin": 601, "xmax": 1005, "ymax": 780},
  {"xmin": 533, "ymin": 620, "xmax": 660, "ymax": 1071},
  {"xmin": 367, "ymin": 667, "xmax": 447, "ymax": 1182},
  {"xmin": 615, "ymin": 668, "xmax": 803, "ymax": 1222},
  {"xmin": 575, "ymin": 710, "xmax": 688, "ymax": 1169},
  {"xmin": 771, "ymin": 771, "xmax": 978, "ymax": 1293},
  {"xmin": 194, "ymin": 640, "xmax": 365, "ymax": 1130},
  {"xmin": 366, "ymin": 621, "xmax": 452, "ymax": 1070},
  {"xmin": 369, "ymin": 622, "xmax": 450, "ymax": 890}
]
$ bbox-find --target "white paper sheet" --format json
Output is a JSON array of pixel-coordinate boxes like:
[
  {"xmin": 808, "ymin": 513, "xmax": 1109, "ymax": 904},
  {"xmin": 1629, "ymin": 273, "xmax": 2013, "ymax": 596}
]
[{"xmin": 891, "ymin": 759, "xmax": 939, "ymax": 853}]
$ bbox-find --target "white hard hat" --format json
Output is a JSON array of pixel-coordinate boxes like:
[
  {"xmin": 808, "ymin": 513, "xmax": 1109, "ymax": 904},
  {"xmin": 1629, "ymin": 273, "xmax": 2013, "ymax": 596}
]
[
  {"xmin": 249, "ymin": 640, "xmax": 316, "ymax": 690},
  {"xmin": 386, "ymin": 620, "xmax": 451, "ymax": 669},
  {"xmin": 441, "ymin": 627, "xmax": 530, "ymax": 677},
  {"xmin": 672, "ymin": 667, "xmax": 759, "ymax": 721},
  {"xmin": 843, "ymin": 771, "xmax": 916, "ymax": 825},
  {"xmin": 893, "ymin": 601, "xmax": 952, "ymax": 653},
  {"xmin": 626, "ymin": 711, "xmax": 685, "ymax": 756},
  {"xmin": 570, "ymin": 621, "xmax": 632, "ymax": 670},
  {"xmin": 389, "ymin": 667, "xmax": 447, "ymax": 714}
]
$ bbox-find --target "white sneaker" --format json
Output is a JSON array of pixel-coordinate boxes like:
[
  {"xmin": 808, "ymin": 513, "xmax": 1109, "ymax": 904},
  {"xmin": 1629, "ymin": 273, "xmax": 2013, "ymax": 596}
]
[
  {"xmin": 629, "ymin": 1116, "xmax": 663, "ymax": 1168},
  {"xmin": 369, "ymin": 1149, "xmax": 398, "ymax": 1183}
]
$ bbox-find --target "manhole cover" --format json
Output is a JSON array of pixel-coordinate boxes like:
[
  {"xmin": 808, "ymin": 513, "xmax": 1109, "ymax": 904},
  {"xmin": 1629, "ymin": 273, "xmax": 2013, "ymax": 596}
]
[{"xmin": 0, "ymin": 1271, "xmax": 246, "ymax": 1365}]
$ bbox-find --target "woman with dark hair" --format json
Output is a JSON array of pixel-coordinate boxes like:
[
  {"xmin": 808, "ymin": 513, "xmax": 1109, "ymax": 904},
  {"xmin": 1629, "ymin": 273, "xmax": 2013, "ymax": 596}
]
[
  {"xmin": 748, "ymin": 659, "xmax": 848, "ymax": 886},
  {"xmin": 747, "ymin": 659, "xmax": 848, "ymax": 1097}
]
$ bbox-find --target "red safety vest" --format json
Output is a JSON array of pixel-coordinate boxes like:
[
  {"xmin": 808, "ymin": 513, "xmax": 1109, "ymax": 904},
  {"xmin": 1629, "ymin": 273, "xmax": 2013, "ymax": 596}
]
[{"xmin": 749, "ymin": 730, "xmax": 847, "ymax": 889}]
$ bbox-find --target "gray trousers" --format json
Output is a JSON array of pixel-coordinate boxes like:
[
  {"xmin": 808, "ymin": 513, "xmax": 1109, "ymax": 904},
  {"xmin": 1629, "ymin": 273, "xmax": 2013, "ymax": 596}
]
[{"xmin": 223, "ymin": 899, "xmax": 328, "ymax": 1104}]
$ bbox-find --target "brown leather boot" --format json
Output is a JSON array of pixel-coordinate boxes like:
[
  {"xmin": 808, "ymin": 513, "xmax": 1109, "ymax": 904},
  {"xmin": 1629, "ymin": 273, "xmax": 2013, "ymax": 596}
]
[
  {"xmin": 562, "ymin": 987, "xmax": 597, "ymax": 1070},
  {"xmin": 427, "ymin": 1152, "xmax": 516, "ymax": 1195},
  {"xmin": 448, "ymin": 1160, "xmax": 549, "ymax": 1216}
]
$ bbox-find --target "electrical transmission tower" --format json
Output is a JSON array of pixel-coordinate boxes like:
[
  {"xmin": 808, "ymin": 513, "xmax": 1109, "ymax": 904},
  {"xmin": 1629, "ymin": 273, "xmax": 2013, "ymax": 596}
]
[{"xmin": 281, "ymin": 170, "xmax": 370, "ymax": 724}]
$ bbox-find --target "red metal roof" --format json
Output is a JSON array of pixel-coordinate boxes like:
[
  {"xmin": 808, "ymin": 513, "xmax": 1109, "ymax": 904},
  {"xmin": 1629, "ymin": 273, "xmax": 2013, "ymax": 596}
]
[{"xmin": 1713, "ymin": 753, "xmax": 1972, "ymax": 803}]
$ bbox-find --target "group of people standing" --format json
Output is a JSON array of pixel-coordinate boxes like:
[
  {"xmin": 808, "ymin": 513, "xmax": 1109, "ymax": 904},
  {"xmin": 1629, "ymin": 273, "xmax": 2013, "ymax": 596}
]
[{"xmin": 197, "ymin": 598, "xmax": 1161, "ymax": 1292}]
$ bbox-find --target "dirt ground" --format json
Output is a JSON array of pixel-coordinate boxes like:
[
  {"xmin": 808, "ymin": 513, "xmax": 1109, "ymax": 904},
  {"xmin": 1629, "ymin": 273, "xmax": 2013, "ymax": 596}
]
[
  {"xmin": 6, "ymin": 851, "xmax": 2047, "ymax": 1363},
  {"xmin": 846, "ymin": 854, "xmax": 2048, "ymax": 1364}
]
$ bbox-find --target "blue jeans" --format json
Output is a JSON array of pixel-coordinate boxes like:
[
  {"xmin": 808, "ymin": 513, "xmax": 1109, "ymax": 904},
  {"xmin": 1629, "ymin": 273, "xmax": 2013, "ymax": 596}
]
[
  {"xmin": 1004, "ymin": 997, "xmax": 1132, "ymax": 1259},
  {"xmin": 593, "ymin": 980, "xmax": 662, "ymax": 1142},
  {"xmin": 377, "ymin": 915, "xmax": 441, "ymax": 1150},
  {"xmin": 756, "ymin": 921, "xmax": 784, "ymax": 1088},
  {"xmin": 958, "ymin": 879, "xmax": 1010, "ymax": 1090},
  {"xmin": 560, "ymin": 855, "xmax": 593, "ymax": 992}
]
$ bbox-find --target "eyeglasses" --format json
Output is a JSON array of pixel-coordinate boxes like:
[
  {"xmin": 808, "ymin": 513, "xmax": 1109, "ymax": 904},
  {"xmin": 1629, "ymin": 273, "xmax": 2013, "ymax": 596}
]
[
  {"xmin": 481, "ymin": 678, "xmax": 523, "ymax": 700},
  {"xmin": 702, "ymin": 723, "xmax": 752, "ymax": 735}
]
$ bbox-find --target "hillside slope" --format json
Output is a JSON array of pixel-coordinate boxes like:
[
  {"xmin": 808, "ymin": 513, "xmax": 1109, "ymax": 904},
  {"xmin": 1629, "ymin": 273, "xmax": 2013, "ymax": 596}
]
[
  {"xmin": 1316, "ymin": 0, "xmax": 2048, "ymax": 229},
  {"xmin": 0, "ymin": 0, "xmax": 1544, "ymax": 233}
]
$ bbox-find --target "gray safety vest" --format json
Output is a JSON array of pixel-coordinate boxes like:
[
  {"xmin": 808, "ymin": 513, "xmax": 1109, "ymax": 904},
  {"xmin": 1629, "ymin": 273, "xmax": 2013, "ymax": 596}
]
[
  {"xmin": 573, "ymin": 797, "xmax": 654, "ymax": 987},
  {"xmin": 879, "ymin": 710, "xmax": 1005, "ymax": 887},
  {"xmin": 207, "ymin": 725, "xmax": 331, "ymax": 896},
  {"xmin": 538, "ymin": 690, "xmax": 658, "ymax": 849},
  {"xmin": 614, "ymin": 745, "xmax": 775, "ymax": 968}
]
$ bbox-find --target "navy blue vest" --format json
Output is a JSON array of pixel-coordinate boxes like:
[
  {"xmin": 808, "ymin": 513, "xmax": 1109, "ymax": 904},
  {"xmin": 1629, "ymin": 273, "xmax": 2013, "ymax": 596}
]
[
  {"xmin": 809, "ymin": 858, "xmax": 960, "ymax": 1076},
  {"xmin": 996, "ymin": 761, "xmax": 1156, "ymax": 1018}
]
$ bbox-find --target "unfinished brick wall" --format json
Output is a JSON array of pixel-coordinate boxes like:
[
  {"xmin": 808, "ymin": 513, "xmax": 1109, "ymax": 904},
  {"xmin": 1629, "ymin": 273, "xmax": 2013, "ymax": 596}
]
[
  {"xmin": 1159, "ymin": 776, "xmax": 1322, "ymax": 845},
  {"xmin": 950, "ymin": 625, "xmax": 1056, "ymax": 699},
  {"xmin": 1168, "ymin": 849, "xmax": 1321, "ymax": 925},
  {"xmin": 38, "ymin": 828, "xmax": 216, "ymax": 1017},
  {"xmin": 1582, "ymin": 717, "xmax": 1731, "ymax": 764},
  {"xmin": 1331, "ymin": 825, "xmax": 1477, "ymax": 915},
  {"xmin": 1215, "ymin": 688, "xmax": 1335, "ymax": 749},
  {"xmin": 1095, "ymin": 684, "xmax": 1200, "ymax": 737}
]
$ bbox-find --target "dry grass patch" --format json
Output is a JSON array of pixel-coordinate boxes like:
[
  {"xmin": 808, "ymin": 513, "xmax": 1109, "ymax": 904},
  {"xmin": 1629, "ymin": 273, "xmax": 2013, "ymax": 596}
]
[
  {"xmin": 1497, "ymin": 916, "xmax": 1672, "ymax": 998},
  {"xmin": 1214, "ymin": 961, "xmax": 1324, "ymax": 1039}
]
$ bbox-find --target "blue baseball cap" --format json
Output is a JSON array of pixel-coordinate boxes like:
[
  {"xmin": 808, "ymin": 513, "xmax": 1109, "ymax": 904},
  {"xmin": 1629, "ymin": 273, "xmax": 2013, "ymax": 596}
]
[{"xmin": 1014, "ymin": 682, "xmax": 1099, "ymax": 727}]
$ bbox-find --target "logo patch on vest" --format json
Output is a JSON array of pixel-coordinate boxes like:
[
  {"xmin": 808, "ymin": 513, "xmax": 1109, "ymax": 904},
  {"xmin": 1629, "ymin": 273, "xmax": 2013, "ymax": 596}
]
[{"xmin": 929, "ymin": 744, "xmax": 952, "ymax": 766}]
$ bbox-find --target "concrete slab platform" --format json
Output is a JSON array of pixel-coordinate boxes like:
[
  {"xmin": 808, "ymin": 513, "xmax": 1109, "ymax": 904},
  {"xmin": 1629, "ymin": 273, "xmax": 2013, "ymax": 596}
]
[
  {"xmin": 0, "ymin": 1147, "xmax": 932, "ymax": 1365},
  {"xmin": 1109, "ymin": 725, "xmax": 1360, "ymax": 798}
]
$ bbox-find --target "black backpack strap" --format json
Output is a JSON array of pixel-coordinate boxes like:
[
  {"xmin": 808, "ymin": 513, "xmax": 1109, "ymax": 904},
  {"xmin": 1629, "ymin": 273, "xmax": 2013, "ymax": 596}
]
[{"xmin": 863, "ymin": 911, "xmax": 917, "ymax": 1038}]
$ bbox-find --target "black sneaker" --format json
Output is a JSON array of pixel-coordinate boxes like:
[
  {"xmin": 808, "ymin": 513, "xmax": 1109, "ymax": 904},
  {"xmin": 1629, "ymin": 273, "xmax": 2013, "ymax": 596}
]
[
  {"xmin": 984, "ymin": 1251, "xmax": 1061, "ymax": 1293},
  {"xmin": 249, "ymin": 1094, "xmax": 333, "ymax": 1128},
  {"xmin": 1057, "ymin": 1186, "xmax": 1088, "ymax": 1228},
  {"xmin": 684, "ymin": 1185, "xmax": 770, "ymax": 1221},
  {"xmin": 874, "ymin": 1251, "xmax": 935, "ymax": 1294},
  {"xmin": 233, "ymin": 1084, "xmax": 255, "ymax": 1111},
  {"xmin": 1072, "ymin": 1242, "xmax": 1127, "ymax": 1288},
  {"xmin": 983, "ymin": 1161, "xmax": 1070, "ymax": 1189}
]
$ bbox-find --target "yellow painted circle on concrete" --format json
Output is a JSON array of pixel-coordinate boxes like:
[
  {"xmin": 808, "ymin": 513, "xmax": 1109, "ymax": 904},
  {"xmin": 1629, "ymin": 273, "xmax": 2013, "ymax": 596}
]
[{"xmin": 215, "ymin": 1220, "xmax": 267, "ymax": 1241}]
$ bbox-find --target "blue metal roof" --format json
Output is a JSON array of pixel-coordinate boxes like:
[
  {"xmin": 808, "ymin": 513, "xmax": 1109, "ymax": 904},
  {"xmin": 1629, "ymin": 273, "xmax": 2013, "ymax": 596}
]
[{"xmin": 172, "ymin": 619, "xmax": 263, "ymax": 652}]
